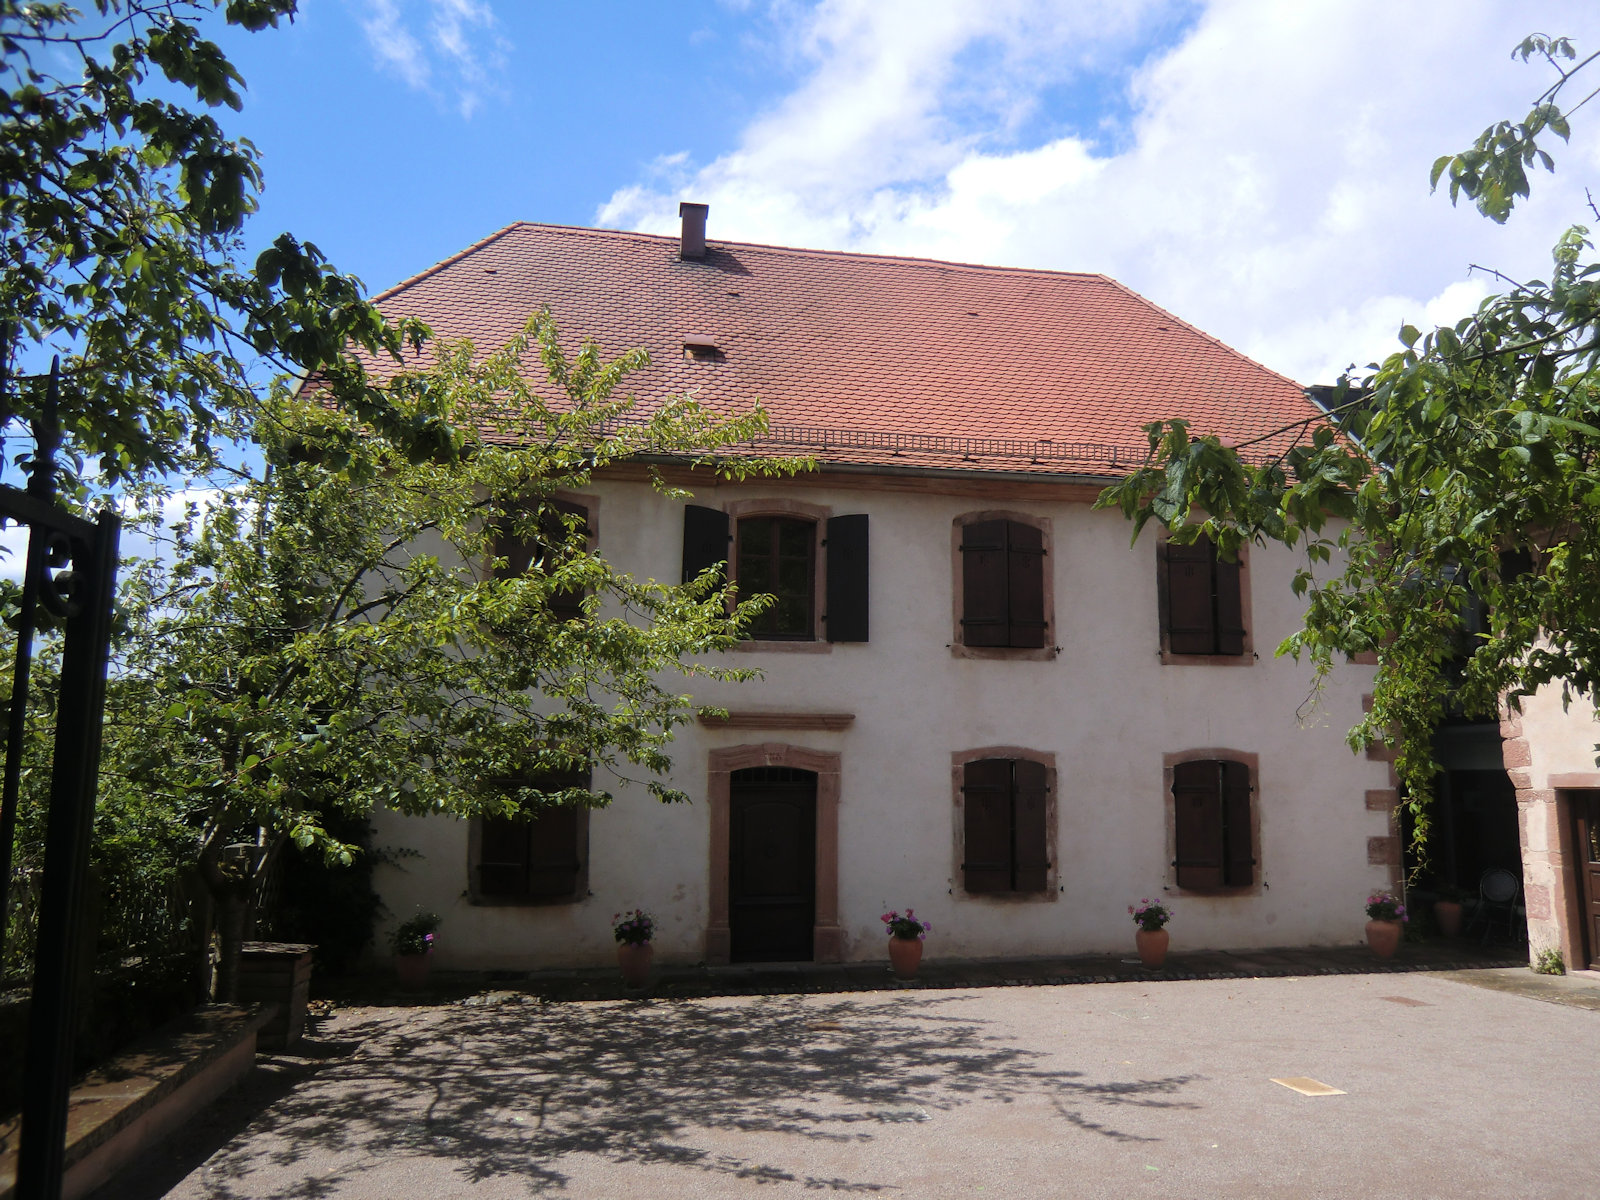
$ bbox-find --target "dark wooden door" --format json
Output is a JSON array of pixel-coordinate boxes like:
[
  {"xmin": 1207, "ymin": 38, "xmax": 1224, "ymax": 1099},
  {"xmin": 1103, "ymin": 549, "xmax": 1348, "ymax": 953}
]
[
  {"xmin": 1575, "ymin": 793, "xmax": 1600, "ymax": 970},
  {"xmin": 729, "ymin": 767, "xmax": 816, "ymax": 962}
]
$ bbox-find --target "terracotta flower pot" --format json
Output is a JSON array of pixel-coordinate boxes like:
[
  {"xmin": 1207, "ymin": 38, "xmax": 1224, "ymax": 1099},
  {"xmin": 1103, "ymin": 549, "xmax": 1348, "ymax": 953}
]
[
  {"xmin": 1365, "ymin": 918, "xmax": 1403, "ymax": 959},
  {"xmin": 888, "ymin": 935, "xmax": 923, "ymax": 980},
  {"xmin": 394, "ymin": 952, "xmax": 431, "ymax": 989},
  {"xmin": 1433, "ymin": 900, "xmax": 1462, "ymax": 939},
  {"xmin": 1136, "ymin": 927, "xmax": 1169, "ymax": 967},
  {"xmin": 617, "ymin": 940, "xmax": 653, "ymax": 988}
]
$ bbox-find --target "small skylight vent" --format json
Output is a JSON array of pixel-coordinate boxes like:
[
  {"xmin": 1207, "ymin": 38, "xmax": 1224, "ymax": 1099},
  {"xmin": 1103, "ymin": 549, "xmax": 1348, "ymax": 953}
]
[{"xmin": 682, "ymin": 334, "xmax": 720, "ymax": 361}]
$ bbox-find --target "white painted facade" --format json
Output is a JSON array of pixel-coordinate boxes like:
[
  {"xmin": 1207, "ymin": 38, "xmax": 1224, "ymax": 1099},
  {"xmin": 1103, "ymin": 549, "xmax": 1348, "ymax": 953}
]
[{"xmin": 372, "ymin": 471, "xmax": 1395, "ymax": 968}]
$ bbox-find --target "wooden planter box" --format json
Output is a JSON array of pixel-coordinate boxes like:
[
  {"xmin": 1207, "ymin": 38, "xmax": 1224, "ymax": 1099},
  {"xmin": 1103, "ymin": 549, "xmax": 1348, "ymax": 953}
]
[{"xmin": 236, "ymin": 942, "xmax": 314, "ymax": 1051}]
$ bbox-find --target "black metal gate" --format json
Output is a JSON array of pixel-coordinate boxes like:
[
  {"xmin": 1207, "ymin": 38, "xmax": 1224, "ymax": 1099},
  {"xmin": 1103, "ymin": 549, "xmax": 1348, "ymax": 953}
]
[{"xmin": 0, "ymin": 367, "xmax": 120, "ymax": 1199}]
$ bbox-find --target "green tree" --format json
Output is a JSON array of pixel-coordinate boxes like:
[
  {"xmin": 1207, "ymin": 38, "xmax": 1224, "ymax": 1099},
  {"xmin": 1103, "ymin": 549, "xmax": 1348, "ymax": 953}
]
[
  {"xmin": 108, "ymin": 313, "xmax": 798, "ymax": 997},
  {"xmin": 0, "ymin": 0, "xmax": 436, "ymax": 485},
  {"xmin": 1096, "ymin": 34, "xmax": 1600, "ymax": 856}
]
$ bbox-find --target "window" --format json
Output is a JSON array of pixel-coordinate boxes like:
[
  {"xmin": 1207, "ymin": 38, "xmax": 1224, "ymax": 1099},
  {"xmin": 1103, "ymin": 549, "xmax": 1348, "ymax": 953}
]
[
  {"xmin": 954, "ymin": 513, "xmax": 1050, "ymax": 655},
  {"xmin": 493, "ymin": 496, "xmax": 593, "ymax": 622},
  {"xmin": 469, "ymin": 770, "xmax": 590, "ymax": 904},
  {"xmin": 681, "ymin": 504, "xmax": 870, "ymax": 643},
  {"xmin": 1159, "ymin": 532, "xmax": 1247, "ymax": 659},
  {"xmin": 1170, "ymin": 758, "xmax": 1255, "ymax": 890},
  {"xmin": 959, "ymin": 756, "xmax": 1052, "ymax": 894},
  {"xmin": 738, "ymin": 516, "xmax": 815, "ymax": 638}
]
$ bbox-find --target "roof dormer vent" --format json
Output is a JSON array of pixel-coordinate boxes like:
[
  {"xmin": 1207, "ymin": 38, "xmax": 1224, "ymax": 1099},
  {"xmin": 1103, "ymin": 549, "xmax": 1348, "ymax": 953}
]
[
  {"xmin": 682, "ymin": 334, "xmax": 719, "ymax": 361},
  {"xmin": 679, "ymin": 201, "xmax": 709, "ymax": 260}
]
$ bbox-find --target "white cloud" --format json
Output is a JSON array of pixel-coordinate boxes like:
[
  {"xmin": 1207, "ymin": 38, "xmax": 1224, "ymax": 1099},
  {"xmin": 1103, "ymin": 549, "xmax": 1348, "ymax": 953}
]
[
  {"xmin": 598, "ymin": 0, "xmax": 1600, "ymax": 387},
  {"xmin": 361, "ymin": 0, "xmax": 430, "ymax": 88},
  {"xmin": 360, "ymin": 0, "xmax": 508, "ymax": 118}
]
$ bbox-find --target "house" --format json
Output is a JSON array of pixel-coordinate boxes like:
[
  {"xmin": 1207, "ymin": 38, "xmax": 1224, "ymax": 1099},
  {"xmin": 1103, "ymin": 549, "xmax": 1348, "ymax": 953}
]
[
  {"xmin": 1493, "ymin": 687, "xmax": 1600, "ymax": 970},
  {"xmin": 363, "ymin": 204, "xmax": 1397, "ymax": 969}
]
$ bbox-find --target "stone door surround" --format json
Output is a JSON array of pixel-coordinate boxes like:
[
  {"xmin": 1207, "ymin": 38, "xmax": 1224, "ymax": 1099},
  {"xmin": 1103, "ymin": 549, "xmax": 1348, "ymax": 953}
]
[{"xmin": 706, "ymin": 743, "xmax": 842, "ymax": 964}]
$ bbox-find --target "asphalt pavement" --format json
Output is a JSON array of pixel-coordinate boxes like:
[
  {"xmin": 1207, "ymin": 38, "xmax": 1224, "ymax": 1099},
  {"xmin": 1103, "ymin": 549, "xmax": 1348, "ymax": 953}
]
[{"xmin": 108, "ymin": 962, "xmax": 1600, "ymax": 1200}]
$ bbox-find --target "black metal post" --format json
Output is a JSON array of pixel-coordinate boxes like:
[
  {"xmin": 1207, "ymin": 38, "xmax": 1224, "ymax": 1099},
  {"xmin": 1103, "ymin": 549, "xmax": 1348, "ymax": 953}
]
[
  {"xmin": 0, "ymin": 526, "xmax": 46, "ymax": 968},
  {"xmin": 14, "ymin": 507, "xmax": 120, "ymax": 1200}
]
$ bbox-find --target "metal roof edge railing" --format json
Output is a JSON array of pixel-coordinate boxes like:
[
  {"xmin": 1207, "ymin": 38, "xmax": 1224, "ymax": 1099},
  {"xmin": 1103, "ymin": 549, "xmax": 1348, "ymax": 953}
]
[{"xmin": 733, "ymin": 424, "xmax": 1134, "ymax": 466}]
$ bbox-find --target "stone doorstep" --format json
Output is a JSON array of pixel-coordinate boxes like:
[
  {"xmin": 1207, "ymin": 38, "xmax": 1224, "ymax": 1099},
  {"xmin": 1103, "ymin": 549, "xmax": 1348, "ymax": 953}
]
[{"xmin": 0, "ymin": 1002, "xmax": 278, "ymax": 1200}]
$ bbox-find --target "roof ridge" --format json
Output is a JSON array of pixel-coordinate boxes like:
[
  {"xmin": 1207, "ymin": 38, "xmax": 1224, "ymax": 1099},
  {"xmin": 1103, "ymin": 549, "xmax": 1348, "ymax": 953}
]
[
  {"xmin": 487, "ymin": 220, "xmax": 1114, "ymax": 285},
  {"xmin": 371, "ymin": 222, "xmax": 530, "ymax": 303}
]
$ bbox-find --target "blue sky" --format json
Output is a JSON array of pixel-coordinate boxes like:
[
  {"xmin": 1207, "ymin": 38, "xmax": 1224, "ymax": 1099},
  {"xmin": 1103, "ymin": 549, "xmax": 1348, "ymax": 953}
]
[
  {"xmin": 213, "ymin": 2, "xmax": 808, "ymax": 296},
  {"xmin": 217, "ymin": 1, "xmax": 1199, "ymax": 307},
  {"xmin": 203, "ymin": 0, "xmax": 1600, "ymax": 389}
]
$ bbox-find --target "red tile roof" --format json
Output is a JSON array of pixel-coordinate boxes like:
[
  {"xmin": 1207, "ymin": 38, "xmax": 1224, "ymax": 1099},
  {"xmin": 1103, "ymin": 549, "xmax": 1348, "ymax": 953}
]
[{"xmin": 360, "ymin": 221, "xmax": 1321, "ymax": 477}]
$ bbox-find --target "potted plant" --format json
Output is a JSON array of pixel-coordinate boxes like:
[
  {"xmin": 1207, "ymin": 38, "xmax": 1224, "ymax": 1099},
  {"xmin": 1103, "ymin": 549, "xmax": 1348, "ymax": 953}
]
[
  {"xmin": 1364, "ymin": 892, "xmax": 1408, "ymax": 958},
  {"xmin": 614, "ymin": 908, "xmax": 655, "ymax": 987},
  {"xmin": 392, "ymin": 911, "xmax": 441, "ymax": 988},
  {"xmin": 1432, "ymin": 883, "xmax": 1463, "ymax": 938},
  {"xmin": 881, "ymin": 909, "xmax": 932, "ymax": 979},
  {"xmin": 1129, "ymin": 899, "xmax": 1174, "ymax": 967}
]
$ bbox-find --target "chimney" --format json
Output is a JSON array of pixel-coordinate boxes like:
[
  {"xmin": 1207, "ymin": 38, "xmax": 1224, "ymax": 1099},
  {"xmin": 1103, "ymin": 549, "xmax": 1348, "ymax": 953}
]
[{"xmin": 679, "ymin": 201, "xmax": 709, "ymax": 260}]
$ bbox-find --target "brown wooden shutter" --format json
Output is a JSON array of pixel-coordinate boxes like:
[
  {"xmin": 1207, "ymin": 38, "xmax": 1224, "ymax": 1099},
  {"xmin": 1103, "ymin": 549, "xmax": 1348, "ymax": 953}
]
[
  {"xmin": 825, "ymin": 514, "xmax": 869, "ymax": 642},
  {"xmin": 493, "ymin": 515, "xmax": 537, "ymax": 581},
  {"xmin": 1165, "ymin": 538, "xmax": 1217, "ymax": 655},
  {"xmin": 478, "ymin": 770, "xmax": 588, "ymax": 900},
  {"xmin": 1005, "ymin": 522, "xmax": 1047, "ymax": 649},
  {"xmin": 1214, "ymin": 550, "xmax": 1246, "ymax": 656},
  {"xmin": 478, "ymin": 817, "xmax": 530, "ymax": 897},
  {"xmin": 961, "ymin": 520, "xmax": 1009, "ymax": 647},
  {"xmin": 1172, "ymin": 760, "xmax": 1224, "ymax": 890},
  {"xmin": 682, "ymin": 505, "xmax": 730, "ymax": 584},
  {"xmin": 1221, "ymin": 760, "xmax": 1254, "ymax": 887},
  {"xmin": 1012, "ymin": 758, "xmax": 1050, "ymax": 892},
  {"xmin": 962, "ymin": 758, "xmax": 1013, "ymax": 893}
]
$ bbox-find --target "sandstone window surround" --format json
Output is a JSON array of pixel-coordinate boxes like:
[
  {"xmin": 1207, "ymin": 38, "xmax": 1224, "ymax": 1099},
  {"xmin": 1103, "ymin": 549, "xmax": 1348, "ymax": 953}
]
[
  {"xmin": 951, "ymin": 746, "xmax": 1058, "ymax": 899},
  {"xmin": 681, "ymin": 498, "xmax": 869, "ymax": 650},
  {"xmin": 489, "ymin": 490, "xmax": 600, "ymax": 623},
  {"xmin": 950, "ymin": 510, "xmax": 1056, "ymax": 661},
  {"xmin": 468, "ymin": 768, "xmax": 592, "ymax": 905},
  {"xmin": 1163, "ymin": 749, "xmax": 1262, "ymax": 895},
  {"xmin": 1156, "ymin": 529, "xmax": 1253, "ymax": 666}
]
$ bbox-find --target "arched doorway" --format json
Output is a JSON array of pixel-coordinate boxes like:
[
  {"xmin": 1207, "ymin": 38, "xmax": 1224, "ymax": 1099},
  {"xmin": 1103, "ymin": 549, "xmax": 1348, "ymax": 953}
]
[
  {"xmin": 729, "ymin": 767, "xmax": 816, "ymax": 961},
  {"xmin": 705, "ymin": 744, "xmax": 842, "ymax": 964}
]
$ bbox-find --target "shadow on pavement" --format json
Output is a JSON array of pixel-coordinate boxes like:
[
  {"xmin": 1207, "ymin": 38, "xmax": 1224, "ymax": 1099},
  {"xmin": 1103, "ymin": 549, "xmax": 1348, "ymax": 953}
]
[{"xmin": 114, "ymin": 992, "xmax": 1202, "ymax": 1196}]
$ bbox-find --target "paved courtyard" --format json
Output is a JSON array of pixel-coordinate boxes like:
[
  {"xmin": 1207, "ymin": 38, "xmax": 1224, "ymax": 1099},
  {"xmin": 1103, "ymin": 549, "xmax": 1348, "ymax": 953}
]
[{"xmin": 117, "ymin": 970, "xmax": 1597, "ymax": 1199}]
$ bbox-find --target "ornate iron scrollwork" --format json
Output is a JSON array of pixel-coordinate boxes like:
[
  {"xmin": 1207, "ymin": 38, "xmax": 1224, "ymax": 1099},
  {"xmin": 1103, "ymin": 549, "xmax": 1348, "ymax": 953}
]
[{"xmin": 33, "ymin": 529, "xmax": 82, "ymax": 620}]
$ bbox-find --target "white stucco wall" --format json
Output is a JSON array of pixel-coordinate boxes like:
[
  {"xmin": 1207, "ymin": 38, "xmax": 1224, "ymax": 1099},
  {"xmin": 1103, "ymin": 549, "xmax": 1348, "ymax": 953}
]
[
  {"xmin": 372, "ymin": 473, "xmax": 1394, "ymax": 968},
  {"xmin": 1498, "ymin": 681, "xmax": 1600, "ymax": 964}
]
